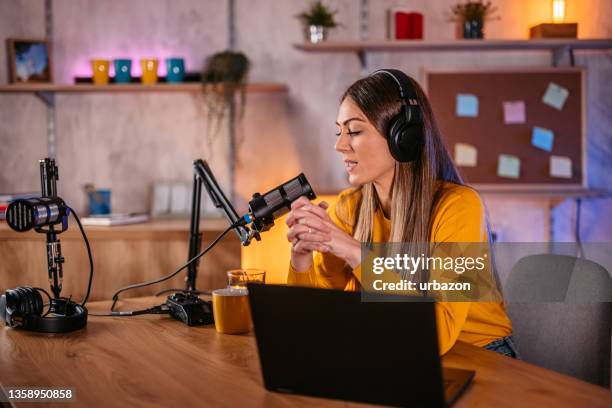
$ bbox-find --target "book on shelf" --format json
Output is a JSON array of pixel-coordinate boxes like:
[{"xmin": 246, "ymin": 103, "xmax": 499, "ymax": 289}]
[
  {"xmin": 80, "ymin": 213, "xmax": 150, "ymax": 226},
  {"xmin": 0, "ymin": 192, "xmax": 39, "ymax": 202},
  {"xmin": 387, "ymin": 8, "xmax": 423, "ymax": 40}
]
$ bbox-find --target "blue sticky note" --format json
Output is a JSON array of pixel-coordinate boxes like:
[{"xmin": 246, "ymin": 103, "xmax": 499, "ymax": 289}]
[
  {"xmin": 456, "ymin": 94, "xmax": 478, "ymax": 117},
  {"xmin": 497, "ymin": 154, "xmax": 520, "ymax": 179},
  {"xmin": 531, "ymin": 126, "xmax": 554, "ymax": 152}
]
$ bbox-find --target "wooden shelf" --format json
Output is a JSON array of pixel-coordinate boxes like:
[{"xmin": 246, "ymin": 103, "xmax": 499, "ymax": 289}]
[
  {"xmin": 294, "ymin": 38, "xmax": 612, "ymax": 53},
  {"xmin": 0, "ymin": 82, "xmax": 288, "ymax": 94}
]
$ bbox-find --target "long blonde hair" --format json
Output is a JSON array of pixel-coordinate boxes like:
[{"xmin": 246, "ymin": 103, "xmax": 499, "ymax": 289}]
[{"xmin": 340, "ymin": 72, "xmax": 464, "ymax": 245}]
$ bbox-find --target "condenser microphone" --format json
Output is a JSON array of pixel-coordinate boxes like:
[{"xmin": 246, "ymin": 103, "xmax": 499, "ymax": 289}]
[
  {"xmin": 6, "ymin": 197, "xmax": 69, "ymax": 232},
  {"xmin": 243, "ymin": 174, "xmax": 316, "ymax": 233}
]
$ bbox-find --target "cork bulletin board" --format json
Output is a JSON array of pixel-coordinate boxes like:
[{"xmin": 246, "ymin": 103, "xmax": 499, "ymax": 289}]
[{"xmin": 424, "ymin": 68, "xmax": 586, "ymax": 188}]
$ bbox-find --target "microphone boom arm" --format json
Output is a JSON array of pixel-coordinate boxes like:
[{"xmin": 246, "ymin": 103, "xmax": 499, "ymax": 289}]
[
  {"xmin": 183, "ymin": 159, "xmax": 258, "ymax": 293},
  {"xmin": 193, "ymin": 160, "xmax": 256, "ymax": 246}
]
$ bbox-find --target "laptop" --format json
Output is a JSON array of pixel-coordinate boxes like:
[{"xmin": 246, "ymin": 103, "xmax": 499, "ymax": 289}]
[{"xmin": 247, "ymin": 284, "xmax": 475, "ymax": 407}]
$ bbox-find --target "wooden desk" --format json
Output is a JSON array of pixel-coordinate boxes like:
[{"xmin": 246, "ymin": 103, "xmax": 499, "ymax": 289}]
[
  {"xmin": 1, "ymin": 297, "xmax": 610, "ymax": 407},
  {"xmin": 0, "ymin": 219, "xmax": 240, "ymax": 301}
]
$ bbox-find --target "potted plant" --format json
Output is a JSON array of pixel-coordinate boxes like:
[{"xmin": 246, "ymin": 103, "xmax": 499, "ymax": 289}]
[
  {"xmin": 200, "ymin": 50, "xmax": 250, "ymax": 143},
  {"xmin": 296, "ymin": 1, "xmax": 340, "ymax": 43},
  {"xmin": 449, "ymin": 1, "xmax": 499, "ymax": 39}
]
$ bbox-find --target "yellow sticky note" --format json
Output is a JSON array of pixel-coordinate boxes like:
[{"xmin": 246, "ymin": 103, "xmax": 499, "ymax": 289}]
[
  {"xmin": 454, "ymin": 143, "xmax": 477, "ymax": 167},
  {"xmin": 550, "ymin": 156, "xmax": 572, "ymax": 178}
]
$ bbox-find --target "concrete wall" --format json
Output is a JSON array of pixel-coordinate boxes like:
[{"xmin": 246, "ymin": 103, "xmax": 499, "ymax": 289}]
[{"xmin": 0, "ymin": 0, "xmax": 611, "ymax": 242}]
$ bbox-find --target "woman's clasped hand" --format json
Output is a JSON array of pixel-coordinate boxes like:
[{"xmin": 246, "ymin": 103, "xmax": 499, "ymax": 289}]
[{"xmin": 286, "ymin": 196, "xmax": 361, "ymax": 272}]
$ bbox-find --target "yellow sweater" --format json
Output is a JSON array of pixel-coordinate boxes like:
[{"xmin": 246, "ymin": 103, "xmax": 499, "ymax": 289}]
[{"xmin": 287, "ymin": 183, "xmax": 512, "ymax": 355}]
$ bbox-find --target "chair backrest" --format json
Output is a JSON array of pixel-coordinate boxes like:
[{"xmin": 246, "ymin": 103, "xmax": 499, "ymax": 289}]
[{"xmin": 503, "ymin": 254, "xmax": 611, "ymax": 387}]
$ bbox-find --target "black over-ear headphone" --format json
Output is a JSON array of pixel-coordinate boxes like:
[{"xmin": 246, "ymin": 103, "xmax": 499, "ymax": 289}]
[
  {"xmin": 0, "ymin": 286, "xmax": 87, "ymax": 333},
  {"xmin": 370, "ymin": 69, "xmax": 424, "ymax": 163}
]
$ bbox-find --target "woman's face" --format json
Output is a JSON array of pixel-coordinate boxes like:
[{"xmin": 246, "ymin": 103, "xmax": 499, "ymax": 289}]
[{"xmin": 335, "ymin": 97, "xmax": 396, "ymax": 187}]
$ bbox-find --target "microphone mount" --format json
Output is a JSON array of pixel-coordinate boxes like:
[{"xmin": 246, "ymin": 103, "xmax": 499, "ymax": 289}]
[{"xmin": 41, "ymin": 159, "xmax": 65, "ymax": 299}]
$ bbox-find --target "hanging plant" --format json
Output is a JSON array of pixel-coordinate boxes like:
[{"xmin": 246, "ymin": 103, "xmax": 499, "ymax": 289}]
[{"xmin": 200, "ymin": 50, "xmax": 251, "ymax": 148}]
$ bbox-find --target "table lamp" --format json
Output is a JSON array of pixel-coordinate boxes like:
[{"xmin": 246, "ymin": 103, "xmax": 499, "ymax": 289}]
[{"xmin": 530, "ymin": 0, "xmax": 577, "ymax": 38}]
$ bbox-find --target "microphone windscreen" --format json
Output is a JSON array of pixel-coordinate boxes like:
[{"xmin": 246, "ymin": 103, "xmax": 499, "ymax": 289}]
[{"xmin": 249, "ymin": 174, "xmax": 316, "ymax": 230}]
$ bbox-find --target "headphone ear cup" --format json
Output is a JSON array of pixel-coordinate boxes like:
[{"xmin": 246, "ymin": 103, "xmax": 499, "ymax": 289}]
[
  {"xmin": 406, "ymin": 104, "xmax": 422, "ymax": 124},
  {"xmin": 11, "ymin": 287, "xmax": 43, "ymax": 317},
  {"xmin": 27, "ymin": 288, "xmax": 44, "ymax": 316},
  {"xmin": 387, "ymin": 116, "xmax": 407, "ymax": 162},
  {"xmin": 21, "ymin": 287, "xmax": 36, "ymax": 316},
  {"xmin": 13, "ymin": 287, "xmax": 29, "ymax": 315},
  {"xmin": 387, "ymin": 106, "xmax": 424, "ymax": 163},
  {"xmin": 398, "ymin": 123, "xmax": 424, "ymax": 163},
  {"xmin": 5, "ymin": 289, "xmax": 20, "ymax": 314},
  {"xmin": 388, "ymin": 115, "xmax": 423, "ymax": 163}
]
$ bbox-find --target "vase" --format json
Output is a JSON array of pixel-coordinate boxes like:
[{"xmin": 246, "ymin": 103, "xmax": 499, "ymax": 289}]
[
  {"xmin": 306, "ymin": 25, "xmax": 327, "ymax": 43},
  {"xmin": 462, "ymin": 19, "xmax": 484, "ymax": 39}
]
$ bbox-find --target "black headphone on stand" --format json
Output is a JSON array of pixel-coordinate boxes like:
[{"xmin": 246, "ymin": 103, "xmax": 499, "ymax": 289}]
[
  {"xmin": 370, "ymin": 69, "xmax": 424, "ymax": 163},
  {"xmin": 0, "ymin": 158, "xmax": 90, "ymax": 334}
]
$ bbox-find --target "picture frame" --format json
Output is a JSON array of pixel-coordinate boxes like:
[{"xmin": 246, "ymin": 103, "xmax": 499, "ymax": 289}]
[{"xmin": 6, "ymin": 38, "xmax": 53, "ymax": 83}]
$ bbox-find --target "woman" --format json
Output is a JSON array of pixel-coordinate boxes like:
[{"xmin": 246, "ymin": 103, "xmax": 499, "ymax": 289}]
[{"xmin": 285, "ymin": 69, "xmax": 518, "ymax": 358}]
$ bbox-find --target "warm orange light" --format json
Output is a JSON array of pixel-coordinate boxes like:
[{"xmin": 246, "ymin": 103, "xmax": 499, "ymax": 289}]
[{"xmin": 552, "ymin": 0, "xmax": 566, "ymax": 23}]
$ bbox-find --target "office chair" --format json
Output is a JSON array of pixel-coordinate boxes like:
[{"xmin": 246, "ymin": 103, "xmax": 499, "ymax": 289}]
[{"xmin": 504, "ymin": 254, "xmax": 611, "ymax": 387}]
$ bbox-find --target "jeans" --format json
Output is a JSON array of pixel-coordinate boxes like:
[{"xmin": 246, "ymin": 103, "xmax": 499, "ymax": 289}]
[{"xmin": 484, "ymin": 335, "xmax": 521, "ymax": 359}]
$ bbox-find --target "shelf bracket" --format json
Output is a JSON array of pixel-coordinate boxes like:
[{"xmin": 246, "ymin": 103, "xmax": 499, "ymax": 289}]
[
  {"xmin": 359, "ymin": 0, "xmax": 369, "ymax": 41},
  {"xmin": 227, "ymin": 0, "xmax": 237, "ymax": 202},
  {"xmin": 358, "ymin": 0, "xmax": 369, "ymax": 75},
  {"xmin": 357, "ymin": 50, "xmax": 368, "ymax": 75},
  {"xmin": 43, "ymin": 0, "xmax": 56, "ymax": 158},
  {"xmin": 228, "ymin": 0, "xmax": 236, "ymax": 51},
  {"xmin": 548, "ymin": 197, "xmax": 566, "ymax": 242},
  {"xmin": 35, "ymin": 91, "xmax": 57, "ymax": 159},
  {"xmin": 552, "ymin": 45, "xmax": 572, "ymax": 67},
  {"xmin": 35, "ymin": 91, "xmax": 54, "ymax": 106}
]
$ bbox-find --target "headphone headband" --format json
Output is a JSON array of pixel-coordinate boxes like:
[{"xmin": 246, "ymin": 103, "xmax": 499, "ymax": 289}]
[{"xmin": 371, "ymin": 69, "xmax": 419, "ymax": 106}]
